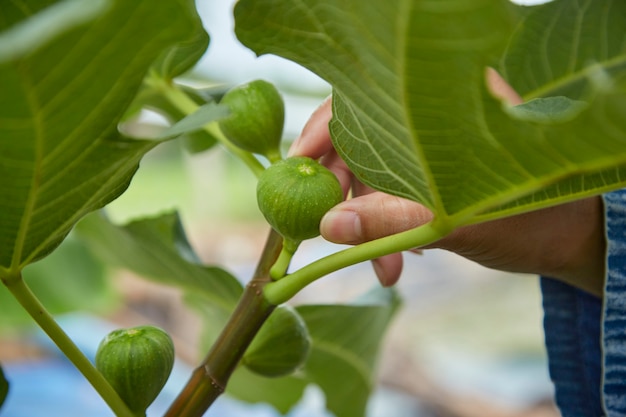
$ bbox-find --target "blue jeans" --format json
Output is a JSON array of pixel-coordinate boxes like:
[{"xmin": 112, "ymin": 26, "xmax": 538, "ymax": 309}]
[{"xmin": 542, "ymin": 190, "xmax": 626, "ymax": 416}]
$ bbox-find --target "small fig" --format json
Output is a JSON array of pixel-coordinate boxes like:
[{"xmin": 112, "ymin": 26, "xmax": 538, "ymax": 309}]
[
  {"xmin": 218, "ymin": 79, "xmax": 284, "ymax": 162},
  {"xmin": 257, "ymin": 156, "xmax": 343, "ymax": 243},
  {"xmin": 95, "ymin": 325, "xmax": 174, "ymax": 415},
  {"xmin": 243, "ymin": 305, "xmax": 311, "ymax": 377}
]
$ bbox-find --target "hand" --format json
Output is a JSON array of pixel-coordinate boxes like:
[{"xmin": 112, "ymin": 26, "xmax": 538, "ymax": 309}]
[{"xmin": 289, "ymin": 69, "xmax": 606, "ymax": 296}]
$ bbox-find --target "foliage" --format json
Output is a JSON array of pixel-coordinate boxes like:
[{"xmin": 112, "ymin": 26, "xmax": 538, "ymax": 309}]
[
  {"xmin": 1, "ymin": 0, "xmax": 626, "ymax": 416},
  {"xmin": 235, "ymin": 0, "xmax": 626, "ymax": 227}
]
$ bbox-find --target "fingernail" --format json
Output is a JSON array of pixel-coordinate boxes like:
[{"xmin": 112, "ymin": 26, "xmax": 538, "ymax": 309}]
[{"xmin": 321, "ymin": 209, "xmax": 361, "ymax": 244}]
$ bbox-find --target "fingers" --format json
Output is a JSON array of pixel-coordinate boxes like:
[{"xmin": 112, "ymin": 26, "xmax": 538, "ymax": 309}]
[
  {"xmin": 485, "ymin": 67, "xmax": 523, "ymax": 105},
  {"xmin": 372, "ymin": 254, "xmax": 404, "ymax": 287},
  {"xmin": 432, "ymin": 197, "xmax": 606, "ymax": 296},
  {"xmin": 320, "ymin": 192, "xmax": 433, "ymax": 244},
  {"xmin": 288, "ymin": 96, "xmax": 333, "ymax": 158},
  {"xmin": 317, "ymin": 149, "xmax": 354, "ymax": 197},
  {"xmin": 320, "ymin": 192, "xmax": 430, "ymax": 287}
]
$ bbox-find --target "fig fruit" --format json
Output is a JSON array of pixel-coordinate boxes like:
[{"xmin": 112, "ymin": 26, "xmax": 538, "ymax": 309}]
[
  {"xmin": 218, "ymin": 79, "xmax": 284, "ymax": 162},
  {"xmin": 243, "ymin": 305, "xmax": 311, "ymax": 377},
  {"xmin": 257, "ymin": 156, "xmax": 342, "ymax": 243},
  {"xmin": 95, "ymin": 325, "xmax": 175, "ymax": 415},
  {"xmin": 256, "ymin": 156, "xmax": 343, "ymax": 278}
]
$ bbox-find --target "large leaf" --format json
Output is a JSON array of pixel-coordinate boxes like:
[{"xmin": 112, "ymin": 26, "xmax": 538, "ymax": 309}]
[
  {"xmin": 501, "ymin": 0, "xmax": 626, "ymax": 100},
  {"xmin": 0, "ymin": 234, "xmax": 117, "ymax": 329},
  {"xmin": 234, "ymin": 0, "xmax": 626, "ymax": 227},
  {"xmin": 295, "ymin": 287, "xmax": 400, "ymax": 417},
  {"xmin": 0, "ymin": 0, "xmax": 198, "ymax": 275},
  {"xmin": 151, "ymin": 0, "xmax": 210, "ymax": 80},
  {"xmin": 75, "ymin": 212, "xmax": 243, "ymax": 306}
]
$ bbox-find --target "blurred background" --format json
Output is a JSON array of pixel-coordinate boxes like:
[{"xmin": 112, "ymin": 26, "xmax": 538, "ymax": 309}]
[{"xmin": 0, "ymin": 0, "xmax": 560, "ymax": 416}]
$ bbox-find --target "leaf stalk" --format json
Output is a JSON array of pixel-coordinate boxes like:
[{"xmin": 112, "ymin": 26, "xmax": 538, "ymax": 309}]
[
  {"xmin": 264, "ymin": 220, "xmax": 451, "ymax": 305},
  {"xmin": 0, "ymin": 273, "xmax": 137, "ymax": 417},
  {"xmin": 146, "ymin": 73, "xmax": 265, "ymax": 177}
]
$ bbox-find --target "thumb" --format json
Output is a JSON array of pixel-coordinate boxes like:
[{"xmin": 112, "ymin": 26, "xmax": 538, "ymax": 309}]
[{"xmin": 320, "ymin": 192, "xmax": 433, "ymax": 244}]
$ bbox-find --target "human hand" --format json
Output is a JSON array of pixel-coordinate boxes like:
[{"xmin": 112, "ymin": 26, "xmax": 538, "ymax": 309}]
[{"xmin": 289, "ymin": 69, "xmax": 606, "ymax": 296}]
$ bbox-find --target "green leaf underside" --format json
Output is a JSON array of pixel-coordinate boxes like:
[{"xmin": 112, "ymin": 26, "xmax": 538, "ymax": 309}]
[
  {"xmin": 295, "ymin": 287, "xmax": 400, "ymax": 417},
  {"xmin": 124, "ymin": 85, "xmax": 220, "ymax": 153},
  {"xmin": 74, "ymin": 212, "xmax": 243, "ymax": 314},
  {"xmin": 151, "ymin": 0, "xmax": 210, "ymax": 81},
  {"xmin": 235, "ymin": 0, "xmax": 626, "ymax": 227},
  {"xmin": 501, "ymin": 0, "xmax": 626, "ymax": 101},
  {"xmin": 0, "ymin": 0, "xmax": 197, "ymax": 274},
  {"xmin": 226, "ymin": 368, "xmax": 308, "ymax": 414},
  {"xmin": 157, "ymin": 102, "xmax": 230, "ymax": 139}
]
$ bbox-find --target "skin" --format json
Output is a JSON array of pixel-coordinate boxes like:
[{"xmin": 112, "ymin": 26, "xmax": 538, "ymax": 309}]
[{"xmin": 289, "ymin": 69, "xmax": 606, "ymax": 297}]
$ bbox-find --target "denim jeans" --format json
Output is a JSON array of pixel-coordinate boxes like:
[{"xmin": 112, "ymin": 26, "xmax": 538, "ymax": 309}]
[{"xmin": 541, "ymin": 189, "xmax": 626, "ymax": 416}]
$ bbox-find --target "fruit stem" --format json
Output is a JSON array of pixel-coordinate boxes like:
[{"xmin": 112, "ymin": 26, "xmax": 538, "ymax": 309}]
[
  {"xmin": 164, "ymin": 230, "xmax": 283, "ymax": 417},
  {"xmin": 0, "ymin": 272, "xmax": 137, "ymax": 417},
  {"xmin": 146, "ymin": 73, "xmax": 265, "ymax": 178},
  {"xmin": 264, "ymin": 220, "xmax": 452, "ymax": 305},
  {"xmin": 270, "ymin": 238, "xmax": 300, "ymax": 279},
  {"xmin": 265, "ymin": 149, "xmax": 283, "ymax": 164}
]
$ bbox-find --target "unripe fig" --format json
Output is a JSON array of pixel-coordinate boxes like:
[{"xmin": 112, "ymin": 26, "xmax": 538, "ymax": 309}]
[
  {"xmin": 243, "ymin": 305, "xmax": 311, "ymax": 377},
  {"xmin": 95, "ymin": 325, "xmax": 175, "ymax": 415},
  {"xmin": 257, "ymin": 156, "xmax": 343, "ymax": 243},
  {"xmin": 218, "ymin": 79, "xmax": 284, "ymax": 162}
]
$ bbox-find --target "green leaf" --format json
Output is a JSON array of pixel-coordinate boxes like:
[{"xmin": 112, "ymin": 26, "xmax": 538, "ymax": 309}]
[
  {"xmin": 0, "ymin": 0, "xmax": 108, "ymax": 61},
  {"xmin": 151, "ymin": 0, "xmax": 210, "ymax": 80},
  {"xmin": 504, "ymin": 96, "xmax": 588, "ymax": 124},
  {"xmin": 226, "ymin": 367, "xmax": 308, "ymax": 414},
  {"xmin": 157, "ymin": 102, "xmax": 229, "ymax": 139},
  {"xmin": 74, "ymin": 212, "xmax": 243, "ymax": 312},
  {"xmin": 184, "ymin": 293, "xmax": 237, "ymax": 357},
  {"xmin": 124, "ymin": 85, "xmax": 222, "ymax": 153},
  {"xmin": 0, "ymin": 0, "xmax": 199, "ymax": 275},
  {"xmin": 234, "ymin": 0, "xmax": 626, "ymax": 227},
  {"xmin": 153, "ymin": 28, "xmax": 210, "ymax": 81},
  {"xmin": 501, "ymin": 0, "xmax": 626, "ymax": 100},
  {"xmin": 295, "ymin": 287, "xmax": 400, "ymax": 417},
  {"xmin": 190, "ymin": 285, "xmax": 400, "ymax": 417},
  {"xmin": 0, "ymin": 365, "xmax": 8, "ymax": 410},
  {"xmin": 186, "ymin": 296, "xmax": 309, "ymax": 414},
  {"xmin": 212, "ymin": 287, "xmax": 399, "ymax": 417},
  {"xmin": 0, "ymin": 234, "xmax": 117, "ymax": 330}
]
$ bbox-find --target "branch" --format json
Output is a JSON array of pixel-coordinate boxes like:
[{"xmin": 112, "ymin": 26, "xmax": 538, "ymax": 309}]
[{"xmin": 164, "ymin": 229, "xmax": 282, "ymax": 417}]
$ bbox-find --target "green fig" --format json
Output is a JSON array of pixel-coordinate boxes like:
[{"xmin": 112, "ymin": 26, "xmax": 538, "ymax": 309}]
[
  {"xmin": 257, "ymin": 156, "xmax": 343, "ymax": 278},
  {"xmin": 257, "ymin": 156, "xmax": 343, "ymax": 243},
  {"xmin": 243, "ymin": 305, "xmax": 311, "ymax": 377},
  {"xmin": 218, "ymin": 79, "xmax": 284, "ymax": 162},
  {"xmin": 95, "ymin": 325, "xmax": 174, "ymax": 415}
]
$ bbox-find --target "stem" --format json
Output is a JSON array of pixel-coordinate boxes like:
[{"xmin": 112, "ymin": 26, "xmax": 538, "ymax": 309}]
[
  {"xmin": 266, "ymin": 149, "xmax": 283, "ymax": 164},
  {"xmin": 1, "ymin": 273, "xmax": 137, "ymax": 417},
  {"xmin": 147, "ymin": 74, "xmax": 265, "ymax": 178},
  {"xmin": 165, "ymin": 230, "xmax": 283, "ymax": 417},
  {"xmin": 270, "ymin": 238, "xmax": 300, "ymax": 279},
  {"xmin": 264, "ymin": 220, "xmax": 451, "ymax": 305}
]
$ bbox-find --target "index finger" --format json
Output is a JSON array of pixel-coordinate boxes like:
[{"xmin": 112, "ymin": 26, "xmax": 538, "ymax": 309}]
[{"xmin": 288, "ymin": 96, "xmax": 334, "ymax": 159}]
